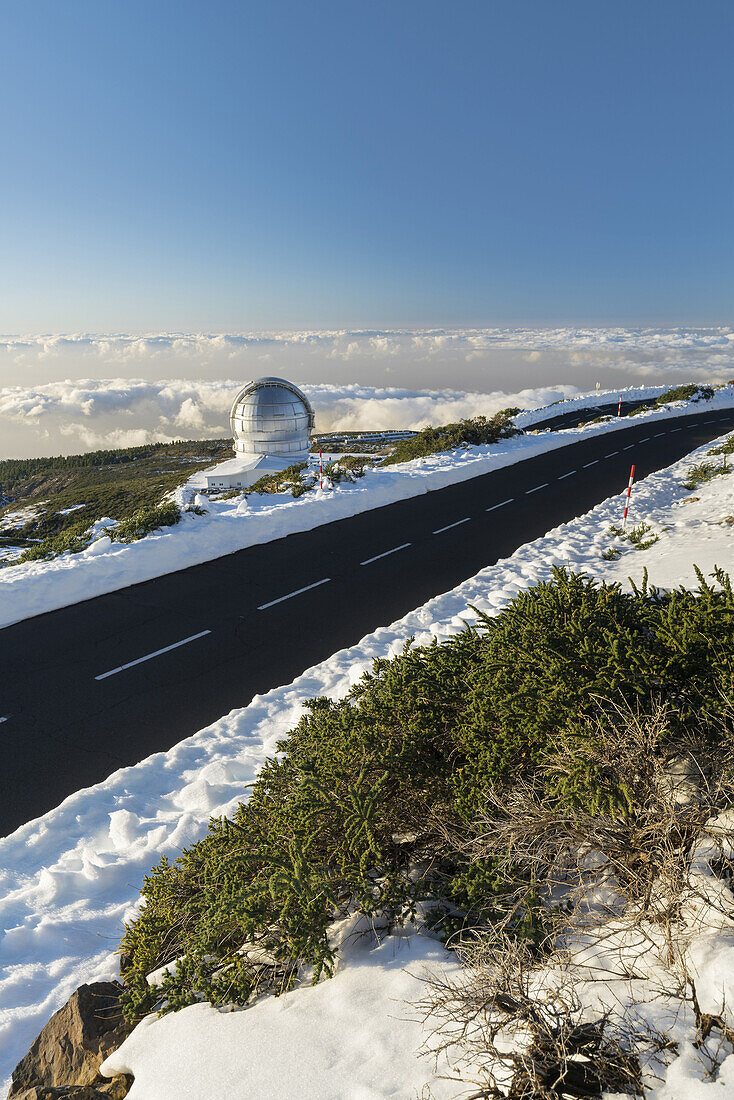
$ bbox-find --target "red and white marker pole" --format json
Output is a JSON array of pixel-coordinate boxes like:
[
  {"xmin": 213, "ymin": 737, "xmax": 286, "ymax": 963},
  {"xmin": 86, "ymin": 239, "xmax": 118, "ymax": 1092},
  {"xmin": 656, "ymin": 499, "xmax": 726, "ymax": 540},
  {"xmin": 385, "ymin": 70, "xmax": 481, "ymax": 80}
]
[
  {"xmin": 319, "ymin": 449, "xmax": 322, "ymax": 491},
  {"xmin": 617, "ymin": 394, "xmax": 622, "ymax": 417},
  {"xmin": 622, "ymin": 464, "xmax": 635, "ymax": 529}
]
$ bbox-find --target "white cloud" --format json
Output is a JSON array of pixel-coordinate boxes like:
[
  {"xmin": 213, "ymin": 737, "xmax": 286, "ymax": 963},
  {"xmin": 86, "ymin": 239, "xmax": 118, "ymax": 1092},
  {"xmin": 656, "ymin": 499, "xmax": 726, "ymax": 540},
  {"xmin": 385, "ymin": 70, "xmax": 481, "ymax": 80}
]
[
  {"xmin": 0, "ymin": 376, "xmax": 586, "ymax": 459},
  {"xmin": 0, "ymin": 326, "xmax": 731, "ymax": 458},
  {"xmin": 2, "ymin": 326, "xmax": 734, "ymax": 363}
]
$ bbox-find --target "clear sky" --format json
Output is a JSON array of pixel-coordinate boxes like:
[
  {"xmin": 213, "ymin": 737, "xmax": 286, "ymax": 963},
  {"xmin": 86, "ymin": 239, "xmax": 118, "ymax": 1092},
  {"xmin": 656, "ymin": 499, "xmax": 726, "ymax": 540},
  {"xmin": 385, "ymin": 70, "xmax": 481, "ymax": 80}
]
[{"xmin": 1, "ymin": 0, "xmax": 732, "ymax": 332}]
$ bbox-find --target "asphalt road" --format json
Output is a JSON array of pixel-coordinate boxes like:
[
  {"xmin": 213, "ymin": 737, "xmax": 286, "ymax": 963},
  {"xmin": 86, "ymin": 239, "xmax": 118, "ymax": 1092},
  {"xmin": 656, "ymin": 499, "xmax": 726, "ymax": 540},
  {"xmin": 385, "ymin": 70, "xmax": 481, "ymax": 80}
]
[
  {"xmin": 529, "ymin": 397, "xmax": 652, "ymax": 431},
  {"xmin": 1, "ymin": 405, "xmax": 733, "ymax": 836}
]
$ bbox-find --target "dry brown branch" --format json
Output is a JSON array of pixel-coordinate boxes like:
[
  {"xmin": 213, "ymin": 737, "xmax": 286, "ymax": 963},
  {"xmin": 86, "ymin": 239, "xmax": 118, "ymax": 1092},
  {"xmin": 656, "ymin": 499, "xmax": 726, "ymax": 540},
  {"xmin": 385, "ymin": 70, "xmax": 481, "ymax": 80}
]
[
  {"xmin": 420, "ymin": 699, "xmax": 734, "ymax": 1096},
  {"xmin": 458, "ymin": 701, "xmax": 734, "ymax": 931},
  {"xmin": 417, "ymin": 931, "xmax": 648, "ymax": 1099}
]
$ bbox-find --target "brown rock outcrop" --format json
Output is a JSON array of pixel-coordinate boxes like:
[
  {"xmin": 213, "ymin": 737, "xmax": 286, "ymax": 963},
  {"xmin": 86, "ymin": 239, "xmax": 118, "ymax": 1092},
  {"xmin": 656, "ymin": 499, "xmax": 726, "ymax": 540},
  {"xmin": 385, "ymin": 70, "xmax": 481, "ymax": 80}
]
[{"xmin": 7, "ymin": 982, "xmax": 133, "ymax": 1100}]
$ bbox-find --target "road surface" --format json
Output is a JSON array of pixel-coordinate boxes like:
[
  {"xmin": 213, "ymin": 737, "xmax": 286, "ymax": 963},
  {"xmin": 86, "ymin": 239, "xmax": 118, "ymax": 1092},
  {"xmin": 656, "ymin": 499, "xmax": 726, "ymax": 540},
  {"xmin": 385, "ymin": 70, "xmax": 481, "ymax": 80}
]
[{"xmin": 1, "ymin": 405, "xmax": 732, "ymax": 835}]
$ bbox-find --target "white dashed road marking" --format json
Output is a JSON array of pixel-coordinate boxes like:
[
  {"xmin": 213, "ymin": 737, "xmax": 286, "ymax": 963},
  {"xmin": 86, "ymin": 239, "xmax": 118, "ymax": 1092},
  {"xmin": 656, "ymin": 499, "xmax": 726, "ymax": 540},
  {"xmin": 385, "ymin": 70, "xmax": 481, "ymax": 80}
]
[
  {"xmin": 582, "ymin": 460, "xmax": 598, "ymax": 468},
  {"xmin": 557, "ymin": 471, "xmax": 576, "ymax": 480},
  {"xmin": 654, "ymin": 432, "xmax": 666, "ymax": 438},
  {"xmin": 95, "ymin": 630, "xmax": 213, "ymax": 680},
  {"xmin": 486, "ymin": 498, "xmax": 514, "ymax": 511},
  {"xmin": 257, "ymin": 578, "xmax": 331, "ymax": 611},
  {"xmin": 433, "ymin": 517, "xmax": 471, "ymax": 534},
  {"xmin": 525, "ymin": 483, "xmax": 549, "ymax": 495},
  {"xmin": 360, "ymin": 543, "xmax": 412, "ymax": 566},
  {"xmin": 605, "ymin": 451, "xmax": 620, "ymax": 457}
]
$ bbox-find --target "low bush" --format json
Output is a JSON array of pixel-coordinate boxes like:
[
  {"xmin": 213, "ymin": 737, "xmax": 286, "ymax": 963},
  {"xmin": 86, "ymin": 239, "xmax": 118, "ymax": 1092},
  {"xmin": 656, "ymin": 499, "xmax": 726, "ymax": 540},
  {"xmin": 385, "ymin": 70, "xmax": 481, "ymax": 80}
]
[
  {"xmin": 112, "ymin": 502, "xmax": 181, "ymax": 542},
  {"xmin": 420, "ymin": 704, "xmax": 734, "ymax": 1096},
  {"xmin": 621, "ymin": 384, "xmax": 716, "ymax": 421},
  {"xmin": 381, "ymin": 412, "xmax": 521, "ymax": 467},
  {"xmin": 322, "ymin": 456, "xmax": 371, "ymax": 484},
  {"xmin": 708, "ymin": 433, "xmax": 734, "ymax": 456},
  {"xmin": 247, "ymin": 462, "xmax": 309, "ymax": 497},
  {"xmin": 119, "ymin": 568, "xmax": 734, "ymax": 1023},
  {"xmin": 682, "ymin": 459, "xmax": 732, "ymax": 491},
  {"xmin": 419, "ymin": 932, "xmax": 646, "ymax": 1100},
  {"xmin": 605, "ymin": 521, "xmax": 659, "ymax": 553},
  {"xmin": 10, "ymin": 521, "xmax": 92, "ymax": 564},
  {"xmin": 654, "ymin": 383, "xmax": 715, "ymax": 405},
  {"xmin": 0, "ymin": 437, "xmax": 231, "ymax": 563}
]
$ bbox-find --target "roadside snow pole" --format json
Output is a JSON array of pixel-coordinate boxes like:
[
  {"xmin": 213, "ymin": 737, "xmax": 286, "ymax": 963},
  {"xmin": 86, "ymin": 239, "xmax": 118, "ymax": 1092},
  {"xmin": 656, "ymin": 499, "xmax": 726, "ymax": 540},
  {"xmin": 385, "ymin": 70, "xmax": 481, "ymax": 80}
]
[
  {"xmin": 319, "ymin": 449, "xmax": 322, "ymax": 491},
  {"xmin": 622, "ymin": 464, "xmax": 635, "ymax": 530},
  {"xmin": 617, "ymin": 394, "xmax": 622, "ymax": 417}
]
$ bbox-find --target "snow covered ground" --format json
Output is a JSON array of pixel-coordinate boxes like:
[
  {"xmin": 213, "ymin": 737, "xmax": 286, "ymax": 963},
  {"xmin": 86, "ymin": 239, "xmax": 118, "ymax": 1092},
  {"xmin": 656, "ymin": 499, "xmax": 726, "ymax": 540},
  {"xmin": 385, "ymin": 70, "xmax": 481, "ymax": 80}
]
[
  {"xmin": 512, "ymin": 381, "xmax": 671, "ymax": 427},
  {"xmin": 102, "ymin": 927, "xmax": 463, "ymax": 1100},
  {"xmin": 0, "ymin": 384, "xmax": 731, "ymax": 631},
  {"xmin": 1, "ymin": 424, "xmax": 733, "ymax": 1095}
]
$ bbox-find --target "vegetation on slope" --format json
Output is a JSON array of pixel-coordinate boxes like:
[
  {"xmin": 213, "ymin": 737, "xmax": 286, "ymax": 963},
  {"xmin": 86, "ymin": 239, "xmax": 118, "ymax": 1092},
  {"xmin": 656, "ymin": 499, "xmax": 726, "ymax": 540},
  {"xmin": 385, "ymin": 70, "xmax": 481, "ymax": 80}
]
[
  {"xmin": 118, "ymin": 567, "xmax": 734, "ymax": 1024},
  {"xmin": 579, "ymin": 383, "xmax": 717, "ymax": 427},
  {"xmin": 380, "ymin": 412, "xmax": 521, "ymax": 466},
  {"xmin": 230, "ymin": 455, "xmax": 373, "ymax": 500},
  {"xmin": 420, "ymin": 701, "xmax": 734, "ymax": 1097},
  {"xmin": 0, "ymin": 439, "xmax": 231, "ymax": 563},
  {"xmin": 653, "ymin": 382, "xmax": 716, "ymax": 405},
  {"xmin": 620, "ymin": 382, "xmax": 716, "ymax": 419}
]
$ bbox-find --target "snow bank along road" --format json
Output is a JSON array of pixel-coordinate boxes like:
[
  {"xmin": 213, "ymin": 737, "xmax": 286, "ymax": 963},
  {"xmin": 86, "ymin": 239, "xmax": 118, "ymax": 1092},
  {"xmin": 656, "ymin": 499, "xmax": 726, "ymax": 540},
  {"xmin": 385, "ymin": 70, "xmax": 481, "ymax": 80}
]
[{"xmin": 1, "ymin": 405, "xmax": 732, "ymax": 836}]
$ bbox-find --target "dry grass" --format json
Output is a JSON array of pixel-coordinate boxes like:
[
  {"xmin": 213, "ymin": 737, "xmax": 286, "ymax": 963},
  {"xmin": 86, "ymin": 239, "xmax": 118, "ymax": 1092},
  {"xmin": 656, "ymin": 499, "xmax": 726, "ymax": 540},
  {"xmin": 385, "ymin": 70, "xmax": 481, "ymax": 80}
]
[
  {"xmin": 460, "ymin": 701, "xmax": 734, "ymax": 930},
  {"xmin": 417, "ymin": 933, "xmax": 646, "ymax": 1099},
  {"xmin": 419, "ymin": 701, "xmax": 734, "ymax": 1097}
]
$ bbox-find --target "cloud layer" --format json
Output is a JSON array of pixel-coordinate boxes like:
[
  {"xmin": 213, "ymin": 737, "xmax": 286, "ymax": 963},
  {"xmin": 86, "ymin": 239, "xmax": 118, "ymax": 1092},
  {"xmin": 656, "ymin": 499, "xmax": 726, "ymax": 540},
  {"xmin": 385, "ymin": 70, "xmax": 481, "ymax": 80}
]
[
  {"xmin": 0, "ymin": 327, "xmax": 732, "ymax": 458},
  {"xmin": 0, "ymin": 378, "xmax": 583, "ymax": 458}
]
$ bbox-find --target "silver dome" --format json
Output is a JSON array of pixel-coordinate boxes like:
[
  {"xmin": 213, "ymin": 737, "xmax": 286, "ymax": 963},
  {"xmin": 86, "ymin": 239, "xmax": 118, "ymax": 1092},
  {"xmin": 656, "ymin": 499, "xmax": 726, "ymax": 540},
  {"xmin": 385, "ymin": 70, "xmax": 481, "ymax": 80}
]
[{"xmin": 230, "ymin": 377, "xmax": 315, "ymax": 458}]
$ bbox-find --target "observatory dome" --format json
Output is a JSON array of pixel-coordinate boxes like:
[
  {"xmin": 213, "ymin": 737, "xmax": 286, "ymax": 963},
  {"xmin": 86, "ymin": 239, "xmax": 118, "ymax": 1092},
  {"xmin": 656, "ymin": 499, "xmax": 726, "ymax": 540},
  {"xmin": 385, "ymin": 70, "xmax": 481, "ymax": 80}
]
[{"xmin": 230, "ymin": 377, "xmax": 315, "ymax": 459}]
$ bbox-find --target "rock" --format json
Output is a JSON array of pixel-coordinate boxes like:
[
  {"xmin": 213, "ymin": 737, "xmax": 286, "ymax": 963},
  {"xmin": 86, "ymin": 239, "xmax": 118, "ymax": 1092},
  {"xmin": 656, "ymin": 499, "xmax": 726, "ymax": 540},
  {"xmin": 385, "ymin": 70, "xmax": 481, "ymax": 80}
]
[
  {"xmin": 11, "ymin": 1079, "xmax": 133, "ymax": 1099},
  {"xmin": 8, "ymin": 983, "xmax": 133, "ymax": 1100}
]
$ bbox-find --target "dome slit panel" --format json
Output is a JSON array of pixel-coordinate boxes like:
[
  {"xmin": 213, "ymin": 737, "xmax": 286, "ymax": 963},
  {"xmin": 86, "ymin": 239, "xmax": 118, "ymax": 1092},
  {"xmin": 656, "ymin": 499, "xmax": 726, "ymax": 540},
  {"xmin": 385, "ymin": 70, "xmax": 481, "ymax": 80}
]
[{"xmin": 229, "ymin": 377, "xmax": 314, "ymax": 459}]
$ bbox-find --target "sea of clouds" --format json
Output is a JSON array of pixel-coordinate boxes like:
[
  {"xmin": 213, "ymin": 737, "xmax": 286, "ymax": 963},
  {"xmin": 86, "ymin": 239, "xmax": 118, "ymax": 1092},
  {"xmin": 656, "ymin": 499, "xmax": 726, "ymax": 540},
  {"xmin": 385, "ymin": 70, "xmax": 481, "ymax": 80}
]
[{"xmin": 1, "ymin": 327, "xmax": 732, "ymax": 458}]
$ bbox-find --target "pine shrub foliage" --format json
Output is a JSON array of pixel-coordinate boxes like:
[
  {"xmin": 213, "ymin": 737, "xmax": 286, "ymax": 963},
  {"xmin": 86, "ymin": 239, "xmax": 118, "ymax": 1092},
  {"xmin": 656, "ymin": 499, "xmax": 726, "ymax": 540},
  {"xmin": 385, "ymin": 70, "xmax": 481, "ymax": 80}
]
[
  {"xmin": 119, "ymin": 568, "xmax": 734, "ymax": 1021},
  {"xmin": 381, "ymin": 412, "xmax": 521, "ymax": 466}
]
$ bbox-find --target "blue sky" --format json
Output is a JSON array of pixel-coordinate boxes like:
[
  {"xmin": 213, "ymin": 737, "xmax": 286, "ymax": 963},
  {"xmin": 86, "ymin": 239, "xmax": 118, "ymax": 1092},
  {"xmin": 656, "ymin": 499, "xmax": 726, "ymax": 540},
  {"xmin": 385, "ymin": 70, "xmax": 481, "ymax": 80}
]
[{"xmin": 1, "ymin": 0, "xmax": 732, "ymax": 331}]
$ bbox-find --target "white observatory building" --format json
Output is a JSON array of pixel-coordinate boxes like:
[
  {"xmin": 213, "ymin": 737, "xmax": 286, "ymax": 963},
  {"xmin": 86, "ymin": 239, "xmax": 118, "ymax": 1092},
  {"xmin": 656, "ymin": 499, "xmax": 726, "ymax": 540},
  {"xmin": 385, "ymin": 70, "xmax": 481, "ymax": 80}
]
[{"xmin": 204, "ymin": 377, "xmax": 315, "ymax": 491}]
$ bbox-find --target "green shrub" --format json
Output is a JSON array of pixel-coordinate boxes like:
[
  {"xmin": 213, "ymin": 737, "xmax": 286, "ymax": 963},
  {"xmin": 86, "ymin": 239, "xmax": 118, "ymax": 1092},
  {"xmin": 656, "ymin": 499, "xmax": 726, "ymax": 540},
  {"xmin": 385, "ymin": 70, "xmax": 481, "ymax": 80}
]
[
  {"xmin": 601, "ymin": 545, "xmax": 622, "ymax": 560},
  {"xmin": 11, "ymin": 521, "xmax": 92, "ymax": 564},
  {"xmin": 335, "ymin": 454, "xmax": 374, "ymax": 474},
  {"xmin": 605, "ymin": 521, "xmax": 659, "ymax": 552},
  {"xmin": 708, "ymin": 434, "xmax": 734, "ymax": 457},
  {"xmin": 655, "ymin": 383, "xmax": 714, "ymax": 405},
  {"xmin": 321, "ymin": 457, "xmax": 370, "ymax": 484},
  {"xmin": 119, "ymin": 568, "xmax": 734, "ymax": 1022},
  {"xmin": 682, "ymin": 460, "xmax": 732, "ymax": 491},
  {"xmin": 112, "ymin": 502, "xmax": 181, "ymax": 542},
  {"xmin": 247, "ymin": 462, "xmax": 309, "ymax": 497},
  {"xmin": 0, "ymin": 437, "xmax": 232, "ymax": 565},
  {"xmin": 381, "ymin": 412, "xmax": 521, "ymax": 467},
  {"xmin": 622, "ymin": 384, "xmax": 715, "ymax": 420}
]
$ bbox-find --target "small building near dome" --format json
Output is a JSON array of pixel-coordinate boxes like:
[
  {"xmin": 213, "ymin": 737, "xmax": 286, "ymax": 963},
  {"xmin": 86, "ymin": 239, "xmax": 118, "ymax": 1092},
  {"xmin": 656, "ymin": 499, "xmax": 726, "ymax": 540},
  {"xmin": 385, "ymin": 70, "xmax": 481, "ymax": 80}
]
[{"xmin": 204, "ymin": 377, "xmax": 315, "ymax": 491}]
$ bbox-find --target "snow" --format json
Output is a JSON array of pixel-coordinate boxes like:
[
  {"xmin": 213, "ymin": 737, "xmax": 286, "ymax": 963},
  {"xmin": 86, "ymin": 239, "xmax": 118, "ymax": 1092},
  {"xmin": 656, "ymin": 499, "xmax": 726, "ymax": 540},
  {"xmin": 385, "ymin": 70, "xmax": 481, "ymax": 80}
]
[
  {"xmin": 0, "ymin": 504, "xmax": 46, "ymax": 532},
  {"xmin": 513, "ymin": 381, "xmax": 672, "ymax": 427},
  {"xmin": 1, "ymin": 422, "xmax": 733, "ymax": 1095},
  {"xmin": 101, "ymin": 929, "xmax": 462, "ymax": 1099},
  {"xmin": 0, "ymin": 384, "xmax": 731, "ymax": 631}
]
